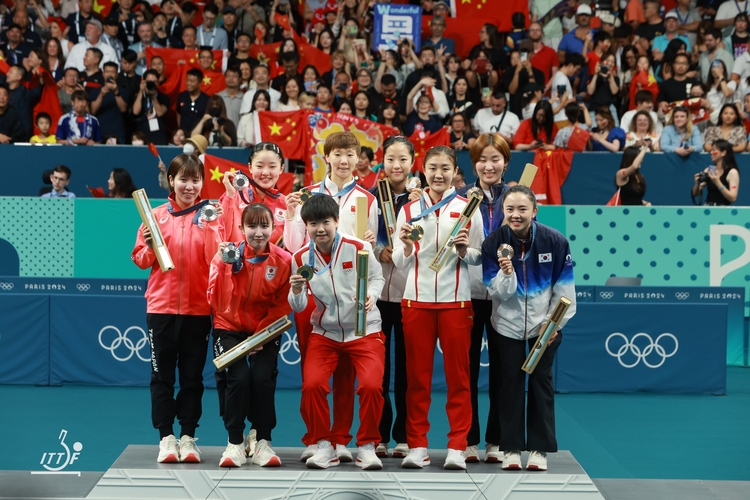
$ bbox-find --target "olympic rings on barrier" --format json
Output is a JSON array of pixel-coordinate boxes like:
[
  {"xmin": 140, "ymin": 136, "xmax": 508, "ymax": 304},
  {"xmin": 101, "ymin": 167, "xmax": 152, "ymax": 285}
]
[
  {"xmin": 605, "ymin": 332, "xmax": 679, "ymax": 368},
  {"xmin": 279, "ymin": 331, "xmax": 300, "ymax": 365},
  {"xmin": 0, "ymin": 282, "xmax": 14, "ymax": 290},
  {"xmin": 599, "ymin": 291, "xmax": 614, "ymax": 300},
  {"xmin": 98, "ymin": 326, "xmax": 150, "ymax": 362},
  {"xmin": 76, "ymin": 283, "xmax": 91, "ymax": 292},
  {"xmin": 675, "ymin": 292, "xmax": 690, "ymax": 300}
]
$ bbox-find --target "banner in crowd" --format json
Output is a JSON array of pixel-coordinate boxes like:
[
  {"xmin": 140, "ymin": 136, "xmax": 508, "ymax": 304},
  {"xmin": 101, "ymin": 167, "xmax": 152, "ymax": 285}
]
[
  {"xmin": 201, "ymin": 153, "xmax": 295, "ymax": 199},
  {"xmin": 409, "ymin": 127, "xmax": 451, "ymax": 173},
  {"xmin": 249, "ymin": 42, "xmax": 332, "ymax": 76},
  {"xmin": 32, "ymin": 67, "xmax": 61, "ymax": 136},
  {"xmin": 147, "ymin": 47, "xmax": 226, "ymax": 106},
  {"xmin": 307, "ymin": 112, "xmax": 399, "ymax": 185},
  {"xmin": 256, "ymin": 110, "xmax": 310, "ymax": 161},
  {"xmin": 532, "ymin": 148, "xmax": 573, "ymax": 205},
  {"xmin": 451, "ymin": 0, "xmax": 528, "ymax": 31},
  {"xmin": 373, "ymin": 4, "xmax": 423, "ymax": 52}
]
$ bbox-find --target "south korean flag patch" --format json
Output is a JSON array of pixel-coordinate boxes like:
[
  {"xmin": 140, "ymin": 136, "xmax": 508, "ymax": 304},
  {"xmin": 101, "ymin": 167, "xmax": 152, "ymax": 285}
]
[{"xmin": 539, "ymin": 253, "xmax": 552, "ymax": 263}]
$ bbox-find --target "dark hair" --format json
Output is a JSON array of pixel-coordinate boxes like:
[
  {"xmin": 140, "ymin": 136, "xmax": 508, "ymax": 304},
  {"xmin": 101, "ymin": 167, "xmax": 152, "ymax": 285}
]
[
  {"xmin": 249, "ymin": 141, "xmax": 284, "ymax": 163},
  {"xmin": 564, "ymin": 102, "xmax": 581, "ymax": 123},
  {"xmin": 300, "ymin": 193, "xmax": 339, "ymax": 223},
  {"xmin": 53, "ymin": 164, "xmax": 72, "ymax": 178},
  {"xmin": 132, "ymin": 130, "xmax": 147, "ymax": 143},
  {"xmin": 203, "ymin": 3, "xmax": 218, "ymax": 16},
  {"xmin": 251, "ymin": 89, "xmax": 271, "ymax": 112},
  {"xmin": 241, "ymin": 203, "xmax": 274, "ymax": 227},
  {"xmin": 482, "ymin": 23, "xmax": 503, "ymax": 50},
  {"xmin": 707, "ymin": 60, "xmax": 729, "ymax": 88},
  {"xmin": 0, "ymin": 83, "xmax": 8, "ymax": 96},
  {"xmin": 635, "ymin": 89, "xmax": 654, "ymax": 105},
  {"xmin": 383, "ymin": 135, "xmax": 415, "ymax": 160},
  {"xmin": 109, "ymin": 168, "xmax": 137, "ymax": 198},
  {"xmin": 41, "ymin": 38, "xmax": 65, "ymax": 72},
  {"xmin": 595, "ymin": 106, "xmax": 616, "ymax": 133},
  {"xmin": 182, "ymin": 24, "xmax": 197, "ymax": 35},
  {"xmin": 381, "ymin": 73, "xmax": 396, "ymax": 86},
  {"xmin": 420, "ymin": 45, "xmax": 436, "ymax": 56},
  {"xmin": 85, "ymin": 47, "xmax": 103, "ymax": 64},
  {"xmin": 315, "ymin": 27, "xmax": 335, "ymax": 51},
  {"xmin": 359, "ymin": 146, "xmax": 374, "ymax": 162},
  {"xmin": 619, "ymin": 147, "xmax": 645, "ymax": 186},
  {"xmin": 531, "ymin": 100, "xmax": 554, "ymax": 143},
  {"xmin": 302, "ymin": 64, "xmax": 320, "ymax": 80},
  {"xmin": 564, "ymin": 52, "xmax": 585, "ymax": 68},
  {"xmin": 316, "ymin": 82, "xmax": 332, "ymax": 95},
  {"xmin": 718, "ymin": 103, "xmax": 742, "ymax": 126},
  {"xmin": 620, "ymin": 45, "xmax": 638, "ymax": 73},
  {"xmin": 503, "ymin": 184, "xmax": 537, "ymax": 209},
  {"xmin": 712, "ymin": 139, "xmax": 739, "ymax": 171},
  {"xmin": 167, "ymin": 154, "xmax": 204, "ymax": 189},
  {"xmin": 36, "ymin": 112, "xmax": 52, "ymax": 124},
  {"xmin": 705, "ymin": 27, "xmax": 722, "ymax": 40},
  {"xmin": 143, "ymin": 68, "xmax": 160, "ymax": 81},
  {"xmin": 71, "ymin": 89, "xmax": 89, "ymax": 102},
  {"xmin": 186, "ymin": 67, "xmax": 203, "ymax": 80},
  {"xmin": 333, "ymin": 98, "xmax": 353, "ymax": 112},
  {"xmin": 423, "ymin": 145, "xmax": 457, "ymax": 170},
  {"xmin": 491, "ymin": 86, "xmax": 507, "ymax": 100},
  {"xmin": 121, "ymin": 48, "xmax": 137, "ymax": 63},
  {"xmin": 279, "ymin": 48, "xmax": 300, "ymax": 65},
  {"xmin": 377, "ymin": 101, "xmax": 402, "ymax": 130},
  {"xmin": 103, "ymin": 61, "xmax": 118, "ymax": 72},
  {"xmin": 658, "ymin": 38, "xmax": 688, "ymax": 79},
  {"xmin": 225, "ymin": 66, "xmax": 240, "ymax": 78},
  {"xmin": 279, "ymin": 75, "xmax": 303, "ymax": 105},
  {"xmin": 452, "ymin": 76, "xmax": 469, "ymax": 96},
  {"xmin": 593, "ymin": 30, "xmax": 611, "ymax": 47},
  {"xmin": 735, "ymin": 12, "xmax": 750, "ymax": 26},
  {"xmin": 512, "ymin": 12, "xmax": 526, "ymax": 29},
  {"xmin": 353, "ymin": 89, "xmax": 371, "ymax": 115},
  {"xmin": 64, "ymin": 67, "xmax": 80, "ymax": 78}
]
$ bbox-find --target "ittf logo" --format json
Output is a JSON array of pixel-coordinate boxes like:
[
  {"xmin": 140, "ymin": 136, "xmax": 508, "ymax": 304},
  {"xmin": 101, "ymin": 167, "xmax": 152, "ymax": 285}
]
[{"xmin": 539, "ymin": 253, "xmax": 552, "ymax": 263}]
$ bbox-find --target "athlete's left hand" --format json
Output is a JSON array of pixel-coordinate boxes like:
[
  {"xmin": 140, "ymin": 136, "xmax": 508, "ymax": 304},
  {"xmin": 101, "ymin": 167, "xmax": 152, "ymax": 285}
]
[
  {"xmin": 364, "ymin": 229, "xmax": 376, "ymax": 246},
  {"xmin": 365, "ymin": 294, "xmax": 375, "ymax": 312}
]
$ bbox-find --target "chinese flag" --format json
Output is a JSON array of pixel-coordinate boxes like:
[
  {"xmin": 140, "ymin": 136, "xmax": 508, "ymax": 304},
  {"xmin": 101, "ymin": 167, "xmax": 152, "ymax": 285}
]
[
  {"xmin": 147, "ymin": 47, "xmax": 226, "ymax": 106},
  {"xmin": 606, "ymin": 188, "xmax": 622, "ymax": 206},
  {"xmin": 93, "ymin": 0, "xmax": 116, "ymax": 18},
  {"xmin": 257, "ymin": 110, "xmax": 310, "ymax": 161},
  {"xmin": 452, "ymin": 0, "xmax": 526, "ymax": 32},
  {"xmin": 531, "ymin": 149, "xmax": 573, "ymax": 205},
  {"xmin": 408, "ymin": 127, "xmax": 451, "ymax": 173},
  {"xmin": 202, "ymin": 154, "xmax": 296, "ymax": 199},
  {"xmin": 0, "ymin": 55, "xmax": 9, "ymax": 74},
  {"xmin": 250, "ymin": 42, "xmax": 332, "ymax": 74},
  {"xmin": 30, "ymin": 67, "xmax": 62, "ymax": 135},
  {"xmin": 629, "ymin": 69, "xmax": 659, "ymax": 111}
]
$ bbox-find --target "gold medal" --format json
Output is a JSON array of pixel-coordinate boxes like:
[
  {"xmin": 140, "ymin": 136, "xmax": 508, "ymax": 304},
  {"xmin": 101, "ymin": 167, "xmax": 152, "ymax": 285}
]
[
  {"xmin": 497, "ymin": 243, "xmax": 514, "ymax": 260},
  {"xmin": 297, "ymin": 265, "xmax": 314, "ymax": 281},
  {"xmin": 408, "ymin": 225, "xmax": 424, "ymax": 242}
]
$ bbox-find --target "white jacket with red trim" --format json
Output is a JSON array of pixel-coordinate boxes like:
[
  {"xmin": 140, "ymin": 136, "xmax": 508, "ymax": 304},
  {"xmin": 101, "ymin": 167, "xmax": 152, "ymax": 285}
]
[
  {"xmin": 131, "ymin": 195, "xmax": 221, "ymax": 316},
  {"xmin": 218, "ymin": 186, "xmax": 288, "ymax": 247},
  {"xmin": 283, "ymin": 176, "xmax": 379, "ymax": 253},
  {"xmin": 391, "ymin": 187, "xmax": 484, "ymax": 306},
  {"xmin": 288, "ymin": 235, "xmax": 385, "ymax": 342},
  {"xmin": 207, "ymin": 242, "xmax": 292, "ymax": 334}
]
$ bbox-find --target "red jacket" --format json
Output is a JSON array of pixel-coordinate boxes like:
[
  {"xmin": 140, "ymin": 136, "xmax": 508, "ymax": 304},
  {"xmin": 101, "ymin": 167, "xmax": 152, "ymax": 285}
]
[
  {"xmin": 208, "ymin": 242, "xmax": 292, "ymax": 333},
  {"xmin": 218, "ymin": 185, "xmax": 288, "ymax": 247},
  {"xmin": 131, "ymin": 195, "xmax": 221, "ymax": 316}
]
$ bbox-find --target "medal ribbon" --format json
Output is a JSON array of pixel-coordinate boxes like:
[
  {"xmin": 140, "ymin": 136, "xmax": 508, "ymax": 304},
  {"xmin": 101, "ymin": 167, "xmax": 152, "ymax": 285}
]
[
  {"xmin": 167, "ymin": 199, "xmax": 210, "ymax": 225},
  {"xmin": 307, "ymin": 232, "xmax": 341, "ymax": 275},
  {"xmin": 408, "ymin": 189, "xmax": 457, "ymax": 223},
  {"xmin": 233, "ymin": 241, "xmax": 269, "ymax": 273}
]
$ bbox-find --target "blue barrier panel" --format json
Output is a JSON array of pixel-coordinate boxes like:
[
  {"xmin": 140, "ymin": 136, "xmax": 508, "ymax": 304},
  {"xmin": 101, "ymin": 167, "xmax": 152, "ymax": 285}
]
[
  {"xmin": 0, "ymin": 276, "xmax": 147, "ymax": 295},
  {"xmin": 557, "ymin": 303, "xmax": 727, "ymax": 394},
  {"xmin": 593, "ymin": 286, "xmax": 744, "ymax": 366},
  {"xmin": 576, "ymin": 285, "xmax": 596, "ymax": 302},
  {"xmin": 0, "ymin": 294, "xmax": 49, "ymax": 385}
]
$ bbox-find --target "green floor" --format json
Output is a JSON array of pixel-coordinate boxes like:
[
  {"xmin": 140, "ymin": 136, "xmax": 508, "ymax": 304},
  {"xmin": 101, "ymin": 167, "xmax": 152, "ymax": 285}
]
[{"xmin": 2, "ymin": 367, "xmax": 749, "ymax": 480}]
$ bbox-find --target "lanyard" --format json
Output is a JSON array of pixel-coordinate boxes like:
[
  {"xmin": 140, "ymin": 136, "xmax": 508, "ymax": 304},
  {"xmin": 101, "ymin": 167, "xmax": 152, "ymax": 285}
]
[
  {"xmin": 167, "ymin": 199, "xmax": 210, "ymax": 224},
  {"xmin": 502, "ymin": 222, "xmax": 536, "ymax": 262},
  {"xmin": 232, "ymin": 241, "xmax": 269, "ymax": 273},
  {"xmin": 318, "ymin": 178, "xmax": 357, "ymax": 199},
  {"xmin": 169, "ymin": 16, "xmax": 178, "ymax": 36},
  {"xmin": 199, "ymin": 27, "xmax": 216, "ymax": 47},
  {"xmin": 408, "ymin": 189, "xmax": 457, "ymax": 223},
  {"xmin": 736, "ymin": 0, "xmax": 747, "ymax": 14},
  {"xmin": 675, "ymin": 7, "xmax": 690, "ymax": 25},
  {"xmin": 490, "ymin": 107, "xmax": 508, "ymax": 134},
  {"xmin": 307, "ymin": 232, "xmax": 340, "ymax": 275}
]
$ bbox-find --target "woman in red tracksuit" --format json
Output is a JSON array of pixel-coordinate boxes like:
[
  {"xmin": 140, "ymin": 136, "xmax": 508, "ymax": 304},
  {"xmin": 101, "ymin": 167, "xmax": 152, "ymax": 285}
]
[
  {"xmin": 132, "ymin": 154, "xmax": 222, "ymax": 464},
  {"xmin": 208, "ymin": 203, "xmax": 292, "ymax": 468},
  {"xmin": 219, "ymin": 142, "xmax": 288, "ymax": 247},
  {"xmin": 392, "ymin": 145, "xmax": 485, "ymax": 470}
]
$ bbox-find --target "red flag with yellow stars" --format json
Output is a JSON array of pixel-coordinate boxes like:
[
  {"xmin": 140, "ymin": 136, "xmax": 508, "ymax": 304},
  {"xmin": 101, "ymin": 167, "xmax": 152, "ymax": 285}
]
[
  {"xmin": 201, "ymin": 154, "xmax": 295, "ymax": 199},
  {"xmin": 93, "ymin": 0, "xmax": 116, "ymax": 18},
  {"xmin": 408, "ymin": 127, "xmax": 451, "ymax": 173},
  {"xmin": 30, "ymin": 67, "xmax": 62, "ymax": 135},
  {"xmin": 147, "ymin": 47, "xmax": 226, "ymax": 106},
  {"xmin": 250, "ymin": 42, "xmax": 332, "ymax": 75},
  {"xmin": 257, "ymin": 110, "xmax": 310, "ymax": 161},
  {"xmin": 0, "ymin": 54, "xmax": 10, "ymax": 74},
  {"xmin": 530, "ymin": 149, "xmax": 573, "ymax": 205},
  {"xmin": 451, "ymin": 0, "xmax": 523, "ymax": 31}
]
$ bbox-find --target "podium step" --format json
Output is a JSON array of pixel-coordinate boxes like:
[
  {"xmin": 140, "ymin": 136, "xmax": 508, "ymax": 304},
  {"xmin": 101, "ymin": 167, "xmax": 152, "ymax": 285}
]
[{"xmin": 84, "ymin": 445, "xmax": 604, "ymax": 499}]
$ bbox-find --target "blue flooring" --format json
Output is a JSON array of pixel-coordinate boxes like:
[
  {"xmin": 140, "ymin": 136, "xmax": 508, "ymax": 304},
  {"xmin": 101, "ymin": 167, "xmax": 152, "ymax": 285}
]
[{"xmin": 2, "ymin": 367, "xmax": 749, "ymax": 480}]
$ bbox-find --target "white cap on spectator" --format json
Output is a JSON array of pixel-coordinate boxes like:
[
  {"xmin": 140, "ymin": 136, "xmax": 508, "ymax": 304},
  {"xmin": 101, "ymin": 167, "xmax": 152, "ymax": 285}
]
[
  {"xmin": 664, "ymin": 11, "xmax": 679, "ymax": 20},
  {"xmin": 576, "ymin": 4, "xmax": 592, "ymax": 15}
]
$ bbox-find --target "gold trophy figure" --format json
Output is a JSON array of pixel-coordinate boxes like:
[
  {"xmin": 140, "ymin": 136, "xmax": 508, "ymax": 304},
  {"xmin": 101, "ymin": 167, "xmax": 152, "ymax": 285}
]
[
  {"xmin": 522, "ymin": 297, "xmax": 572, "ymax": 374},
  {"xmin": 133, "ymin": 189, "xmax": 174, "ymax": 272}
]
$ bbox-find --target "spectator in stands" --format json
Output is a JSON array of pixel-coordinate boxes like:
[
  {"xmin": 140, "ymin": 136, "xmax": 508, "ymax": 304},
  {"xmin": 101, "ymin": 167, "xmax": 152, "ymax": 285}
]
[
  {"xmin": 658, "ymin": 53, "xmax": 698, "ymax": 112},
  {"xmin": 10, "ymin": 9, "xmax": 42, "ymax": 49},
  {"xmin": 197, "ymin": 4, "xmax": 228, "ymax": 50},
  {"xmin": 177, "ymin": 68, "xmax": 209, "ymax": 137},
  {"xmin": 41, "ymin": 38, "xmax": 65, "ymax": 82},
  {"xmin": 130, "ymin": 22, "xmax": 163, "ymax": 76},
  {"xmin": 557, "ymin": 5, "xmax": 594, "ymax": 65},
  {"xmin": 550, "ymin": 52, "xmax": 584, "ymax": 126},
  {"xmin": 149, "ymin": 56, "xmax": 167, "ymax": 85},
  {"xmin": 587, "ymin": 53, "xmax": 621, "ymax": 125},
  {"xmin": 181, "ymin": 25, "xmax": 199, "ymax": 51},
  {"xmin": 41, "ymin": 165, "xmax": 75, "ymax": 198},
  {"xmin": 235, "ymin": 0, "xmax": 266, "ymax": 39},
  {"xmin": 669, "ymin": 0, "xmax": 701, "ymax": 47},
  {"xmin": 56, "ymin": 89, "xmax": 101, "ymax": 145},
  {"xmin": 192, "ymin": 95, "xmax": 237, "ymax": 147},
  {"xmin": 272, "ymin": 51, "xmax": 301, "ymax": 93},
  {"xmin": 5, "ymin": 65, "xmax": 39, "ymax": 140},
  {"xmin": 590, "ymin": 107, "xmax": 626, "ymax": 152},
  {"xmin": 527, "ymin": 22, "xmax": 558, "ymax": 84},
  {"xmin": 237, "ymin": 89, "xmax": 270, "ymax": 148},
  {"xmin": 240, "ymin": 65, "xmax": 281, "ymax": 115},
  {"xmin": 30, "ymin": 113, "xmax": 56, "ymax": 144},
  {"xmin": 352, "ymin": 90, "xmax": 376, "ymax": 121},
  {"xmin": 617, "ymin": 45, "xmax": 639, "ymax": 113},
  {"xmin": 700, "ymin": 28, "xmax": 734, "ymax": 84},
  {"xmin": 504, "ymin": 49, "xmax": 545, "ymax": 118},
  {"xmin": 452, "ymin": 167, "xmax": 466, "ymax": 189},
  {"xmin": 448, "ymin": 112, "xmax": 476, "ymax": 151},
  {"xmin": 152, "ymin": 12, "xmax": 169, "ymax": 47},
  {"xmin": 407, "ymin": 67, "xmax": 449, "ymax": 120},
  {"xmin": 101, "ymin": 17, "xmax": 123, "ymax": 61},
  {"xmin": 64, "ymin": 0, "xmax": 98, "ymax": 44},
  {"xmin": 466, "ymin": 23, "xmax": 507, "ymax": 73},
  {"xmin": 90, "ymin": 61, "xmax": 128, "ymax": 143},
  {"xmin": 314, "ymin": 83, "xmax": 333, "ymax": 112},
  {"xmin": 448, "ymin": 76, "xmax": 476, "ymax": 123},
  {"xmin": 465, "ymin": 48, "xmax": 499, "ymax": 96},
  {"xmin": 65, "ymin": 19, "xmax": 118, "ymax": 72},
  {"xmin": 634, "ymin": 0, "xmax": 665, "ymax": 54},
  {"xmin": 58, "ymin": 68, "xmax": 81, "ymax": 115},
  {"xmin": 277, "ymin": 76, "xmax": 303, "ymax": 111},
  {"xmin": 355, "ymin": 146, "xmax": 377, "ymax": 189},
  {"xmin": 132, "ymin": 69, "xmax": 169, "ymax": 145},
  {"xmin": 375, "ymin": 73, "xmax": 400, "ymax": 114},
  {"xmin": 586, "ymin": 31, "xmax": 612, "ymax": 77},
  {"xmin": 513, "ymin": 100, "xmax": 557, "ymax": 151},
  {"xmin": 218, "ymin": 68, "xmax": 243, "ymax": 129},
  {"xmin": 706, "ymin": 60, "xmax": 736, "ymax": 124},
  {"xmin": 725, "ymin": 13, "xmax": 750, "ymax": 60},
  {"xmin": 715, "ymin": 0, "xmax": 748, "ymax": 38},
  {"xmin": 554, "ymin": 102, "xmax": 591, "ymax": 150},
  {"xmin": 704, "ymin": 104, "xmax": 748, "ymax": 153},
  {"xmin": 0, "ymin": 83, "xmax": 24, "ymax": 143},
  {"xmin": 530, "ymin": 0, "xmax": 564, "ymax": 50},
  {"xmin": 221, "ymin": 6, "xmax": 240, "ymax": 53},
  {"xmin": 106, "ymin": 0, "xmax": 137, "ymax": 47},
  {"xmin": 624, "ymin": 110, "xmax": 660, "ymax": 150},
  {"xmin": 660, "ymin": 106, "xmax": 703, "ymax": 155},
  {"xmin": 1, "ymin": 24, "xmax": 32, "ymax": 65},
  {"xmin": 322, "ymin": 50, "xmax": 348, "ymax": 87},
  {"xmin": 377, "ymin": 101, "xmax": 402, "ymax": 133},
  {"xmin": 693, "ymin": 140, "xmax": 740, "ymax": 206},
  {"xmin": 520, "ymin": 82, "xmax": 544, "ymax": 120},
  {"xmin": 333, "ymin": 70, "xmax": 353, "ymax": 105},
  {"xmin": 422, "ymin": 16, "xmax": 454, "ymax": 58},
  {"xmin": 404, "ymin": 92, "xmax": 442, "ymax": 136},
  {"xmin": 615, "ymin": 146, "xmax": 649, "ymax": 206},
  {"xmin": 653, "ymin": 12, "xmax": 691, "ymax": 63},
  {"xmin": 80, "ymin": 47, "xmax": 104, "ymax": 91},
  {"xmin": 227, "ymin": 33, "xmax": 258, "ymax": 71},
  {"xmin": 117, "ymin": 49, "xmax": 140, "ymax": 140},
  {"xmin": 335, "ymin": 98, "xmax": 353, "ymax": 114},
  {"xmin": 315, "ymin": 27, "xmax": 334, "ymax": 55},
  {"xmin": 108, "ymin": 167, "xmax": 137, "ymax": 198},
  {"xmin": 621, "ymin": 90, "xmax": 663, "ymax": 135},
  {"xmin": 473, "ymin": 87, "xmax": 520, "ymax": 145}
]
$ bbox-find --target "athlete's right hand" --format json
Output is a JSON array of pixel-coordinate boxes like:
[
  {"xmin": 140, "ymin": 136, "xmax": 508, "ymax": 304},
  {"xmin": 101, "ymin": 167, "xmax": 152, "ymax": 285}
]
[
  {"xmin": 498, "ymin": 256, "xmax": 513, "ymax": 276},
  {"xmin": 142, "ymin": 227, "xmax": 153, "ymax": 248},
  {"xmin": 285, "ymin": 191, "xmax": 302, "ymax": 218},
  {"xmin": 289, "ymin": 273, "xmax": 307, "ymax": 294},
  {"xmin": 398, "ymin": 223, "xmax": 414, "ymax": 255},
  {"xmin": 379, "ymin": 246, "xmax": 393, "ymax": 264},
  {"xmin": 223, "ymin": 171, "xmax": 237, "ymax": 198}
]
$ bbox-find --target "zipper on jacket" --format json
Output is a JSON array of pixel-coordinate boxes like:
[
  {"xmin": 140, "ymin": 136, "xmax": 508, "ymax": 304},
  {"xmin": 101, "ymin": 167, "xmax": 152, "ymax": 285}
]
[
  {"xmin": 178, "ymin": 219, "xmax": 185, "ymax": 314},
  {"xmin": 241, "ymin": 262, "xmax": 257, "ymax": 332},
  {"xmin": 330, "ymin": 267, "xmax": 345, "ymax": 341},
  {"xmin": 522, "ymin": 241, "xmax": 528, "ymax": 341},
  {"xmin": 433, "ymin": 213, "xmax": 439, "ymax": 302}
]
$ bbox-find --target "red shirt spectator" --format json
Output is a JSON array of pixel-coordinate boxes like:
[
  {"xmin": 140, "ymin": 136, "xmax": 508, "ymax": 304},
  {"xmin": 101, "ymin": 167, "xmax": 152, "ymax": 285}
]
[{"xmin": 513, "ymin": 117, "xmax": 558, "ymax": 149}]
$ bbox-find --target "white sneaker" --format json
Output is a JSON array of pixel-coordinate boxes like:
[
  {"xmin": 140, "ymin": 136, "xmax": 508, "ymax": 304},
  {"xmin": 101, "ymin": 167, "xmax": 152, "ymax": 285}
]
[
  {"xmin": 336, "ymin": 444, "xmax": 353, "ymax": 463},
  {"xmin": 502, "ymin": 450, "xmax": 522, "ymax": 470},
  {"xmin": 157, "ymin": 435, "xmax": 178, "ymax": 463},
  {"xmin": 356, "ymin": 443, "xmax": 383, "ymax": 470},
  {"xmin": 252, "ymin": 439, "xmax": 281, "ymax": 467},
  {"xmin": 444, "ymin": 448, "xmax": 467, "ymax": 470},
  {"xmin": 178, "ymin": 436, "xmax": 200, "ymax": 463},
  {"xmin": 401, "ymin": 447, "xmax": 430, "ymax": 468},
  {"xmin": 245, "ymin": 429, "xmax": 257, "ymax": 457},
  {"xmin": 392, "ymin": 442, "xmax": 409, "ymax": 458},
  {"xmin": 306, "ymin": 440, "xmax": 340, "ymax": 469},
  {"xmin": 526, "ymin": 450, "xmax": 548, "ymax": 471},
  {"xmin": 219, "ymin": 441, "xmax": 247, "ymax": 467},
  {"xmin": 485, "ymin": 444, "xmax": 504, "ymax": 463},
  {"xmin": 464, "ymin": 444, "xmax": 479, "ymax": 463},
  {"xmin": 375, "ymin": 442, "xmax": 389, "ymax": 458},
  {"xmin": 300, "ymin": 444, "xmax": 317, "ymax": 462}
]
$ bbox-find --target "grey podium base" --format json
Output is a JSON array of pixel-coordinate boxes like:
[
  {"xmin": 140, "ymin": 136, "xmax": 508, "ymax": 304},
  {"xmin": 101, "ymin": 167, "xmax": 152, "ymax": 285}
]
[{"xmin": 84, "ymin": 445, "xmax": 604, "ymax": 500}]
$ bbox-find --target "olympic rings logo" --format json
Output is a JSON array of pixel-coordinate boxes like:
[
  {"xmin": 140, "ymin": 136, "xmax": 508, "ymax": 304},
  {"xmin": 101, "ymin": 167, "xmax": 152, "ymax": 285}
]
[
  {"xmin": 675, "ymin": 292, "xmax": 690, "ymax": 300},
  {"xmin": 98, "ymin": 326, "xmax": 150, "ymax": 362},
  {"xmin": 279, "ymin": 331, "xmax": 300, "ymax": 365},
  {"xmin": 599, "ymin": 291, "xmax": 614, "ymax": 300},
  {"xmin": 76, "ymin": 284, "xmax": 90, "ymax": 292},
  {"xmin": 0, "ymin": 282, "xmax": 14, "ymax": 290},
  {"xmin": 605, "ymin": 332, "xmax": 678, "ymax": 368},
  {"xmin": 436, "ymin": 339, "xmax": 490, "ymax": 367}
]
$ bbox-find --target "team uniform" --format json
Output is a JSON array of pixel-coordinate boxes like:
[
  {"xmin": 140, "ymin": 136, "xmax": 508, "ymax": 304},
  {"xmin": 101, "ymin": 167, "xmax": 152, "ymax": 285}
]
[
  {"xmin": 207, "ymin": 241, "xmax": 292, "ymax": 466},
  {"xmin": 456, "ymin": 181, "xmax": 509, "ymax": 460},
  {"xmin": 219, "ymin": 183, "xmax": 288, "ymax": 246},
  {"xmin": 481, "ymin": 222, "xmax": 576, "ymax": 461},
  {"xmin": 289, "ymin": 235, "xmax": 386, "ymax": 467},
  {"xmin": 284, "ymin": 176, "xmax": 379, "ymax": 451},
  {"xmin": 391, "ymin": 187, "xmax": 484, "ymax": 460},
  {"xmin": 368, "ymin": 182, "xmax": 412, "ymax": 455},
  {"xmin": 131, "ymin": 194, "xmax": 221, "ymax": 462}
]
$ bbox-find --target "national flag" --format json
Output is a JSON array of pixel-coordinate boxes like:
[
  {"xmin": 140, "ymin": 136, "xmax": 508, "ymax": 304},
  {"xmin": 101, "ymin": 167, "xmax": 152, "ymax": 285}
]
[
  {"xmin": 450, "ymin": 0, "xmax": 526, "ymax": 32},
  {"xmin": 256, "ymin": 110, "xmax": 310, "ymax": 161},
  {"xmin": 408, "ymin": 127, "xmax": 451, "ymax": 173},
  {"xmin": 530, "ymin": 149, "xmax": 573, "ymax": 205},
  {"xmin": 665, "ymin": 97, "xmax": 710, "ymax": 124},
  {"xmin": 93, "ymin": 0, "xmax": 116, "ymax": 18},
  {"xmin": 606, "ymin": 188, "xmax": 622, "ymax": 206},
  {"xmin": 0, "ymin": 54, "xmax": 9, "ymax": 74},
  {"xmin": 629, "ymin": 69, "xmax": 659, "ymax": 111},
  {"xmin": 250, "ymin": 42, "xmax": 332, "ymax": 74},
  {"xmin": 202, "ymin": 153, "xmax": 295, "ymax": 199},
  {"xmin": 342, "ymin": 261, "xmax": 353, "ymax": 271},
  {"xmin": 30, "ymin": 67, "xmax": 62, "ymax": 135},
  {"xmin": 147, "ymin": 47, "xmax": 226, "ymax": 106},
  {"xmin": 566, "ymin": 126, "xmax": 591, "ymax": 152}
]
